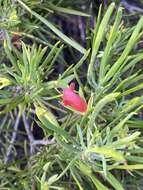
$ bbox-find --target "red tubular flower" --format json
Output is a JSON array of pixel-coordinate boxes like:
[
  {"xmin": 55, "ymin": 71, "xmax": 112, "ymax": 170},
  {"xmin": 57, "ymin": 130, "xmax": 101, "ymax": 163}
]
[{"xmin": 62, "ymin": 83, "xmax": 87, "ymax": 113}]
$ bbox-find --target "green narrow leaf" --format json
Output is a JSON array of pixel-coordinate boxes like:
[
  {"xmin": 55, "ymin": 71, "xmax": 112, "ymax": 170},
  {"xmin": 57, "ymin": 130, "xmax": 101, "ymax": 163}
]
[
  {"xmin": 99, "ymin": 7, "xmax": 122, "ymax": 83},
  {"xmin": 104, "ymin": 172, "xmax": 124, "ymax": 190},
  {"xmin": 122, "ymin": 53, "xmax": 143, "ymax": 74},
  {"xmin": 126, "ymin": 155, "xmax": 143, "ymax": 163},
  {"xmin": 41, "ymin": 41, "xmax": 60, "ymax": 69},
  {"xmin": 109, "ymin": 164, "xmax": 143, "ymax": 170},
  {"xmin": 77, "ymin": 124, "xmax": 86, "ymax": 149},
  {"xmin": 47, "ymin": 3, "xmax": 90, "ymax": 17},
  {"xmin": 122, "ymin": 83, "xmax": 143, "ymax": 96},
  {"xmin": 87, "ymin": 3, "xmax": 115, "ymax": 86},
  {"xmin": 120, "ymin": 97, "xmax": 143, "ymax": 114},
  {"xmin": 111, "ymin": 112, "xmax": 136, "ymax": 135},
  {"xmin": 86, "ymin": 146, "xmax": 125, "ymax": 161},
  {"xmin": 17, "ymin": 0, "xmax": 86, "ymax": 54},
  {"xmin": 89, "ymin": 93, "xmax": 120, "ymax": 128},
  {"xmin": 103, "ymin": 16, "xmax": 143, "ymax": 84},
  {"xmin": 90, "ymin": 175, "xmax": 109, "ymax": 190},
  {"xmin": 70, "ymin": 168, "xmax": 84, "ymax": 190},
  {"xmin": 113, "ymin": 73, "xmax": 140, "ymax": 92},
  {"xmin": 127, "ymin": 119, "xmax": 143, "ymax": 129},
  {"xmin": 72, "ymin": 49, "xmax": 90, "ymax": 73},
  {"xmin": 35, "ymin": 104, "xmax": 76, "ymax": 144},
  {"xmin": 1, "ymin": 95, "xmax": 24, "ymax": 114},
  {"xmin": 102, "ymin": 155, "xmax": 107, "ymax": 176},
  {"xmin": 110, "ymin": 132, "xmax": 140, "ymax": 148},
  {"xmin": 93, "ymin": 4, "xmax": 102, "ymax": 44},
  {"xmin": 46, "ymin": 44, "xmax": 64, "ymax": 73}
]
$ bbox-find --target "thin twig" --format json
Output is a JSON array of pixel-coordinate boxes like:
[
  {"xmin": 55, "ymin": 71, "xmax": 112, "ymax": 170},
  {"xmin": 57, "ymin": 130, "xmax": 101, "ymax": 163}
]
[
  {"xmin": 22, "ymin": 113, "xmax": 35, "ymax": 155},
  {"xmin": 32, "ymin": 138, "xmax": 55, "ymax": 146},
  {"xmin": 23, "ymin": 113, "xmax": 55, "ymax": 155},
  {"xmin": 4, "ymin": 111, "xmax": 21, "ymax": 164}
]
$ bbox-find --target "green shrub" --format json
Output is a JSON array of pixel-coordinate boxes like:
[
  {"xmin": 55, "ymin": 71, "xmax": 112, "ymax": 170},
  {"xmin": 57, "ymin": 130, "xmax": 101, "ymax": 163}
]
[{"xmin": 1, "ymin": 1, "xmax": 143, "ymax": 189}]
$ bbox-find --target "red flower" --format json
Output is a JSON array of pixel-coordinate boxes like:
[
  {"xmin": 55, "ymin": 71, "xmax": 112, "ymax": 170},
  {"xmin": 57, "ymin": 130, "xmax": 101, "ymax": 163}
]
[{"xmin": 62, "ymin": 83, "xmax": 87, "ymax": 113}]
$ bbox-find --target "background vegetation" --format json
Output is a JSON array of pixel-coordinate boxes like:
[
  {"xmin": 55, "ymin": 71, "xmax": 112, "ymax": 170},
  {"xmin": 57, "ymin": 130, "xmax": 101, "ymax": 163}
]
[{"xmin": 1, "ymin": 0, "xmax": 143, "ymax": 189}]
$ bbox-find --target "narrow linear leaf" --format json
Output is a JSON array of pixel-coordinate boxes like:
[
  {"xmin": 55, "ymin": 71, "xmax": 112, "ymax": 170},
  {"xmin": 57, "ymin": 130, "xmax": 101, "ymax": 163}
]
[
  {"xmin": 86, "ymin": 146, "xmax": 125, "ymax": 161},
  {"xmin": 47, "ymin": 3, "xmax": 90, "ymax": 17},
  {"xmin": 35, "ymin": 104, "xmax": 76, "ymax": 144},
  {"xmin": 99, "ymin": 7, "xmax": 122, "ymax": 82},
  {"xmin": 103, "ymin": 16, "xmax": 143, "ymax": 84},
  {"xmin": 88, "ymin": 3, "xmax": 115, "ymax": 85},
  {"xmin": 89, "ymin": 93, "xmax": 120, "ymax": 127},
  {"xmin": 109, "ymin": 164, "xmax": 143, "ymax": 170},
  {"xmin": 103, "ymin": 172, "xmax": 124, "ymax": 190},
  {"xmin": 17, "ymin": 0, "xmax": 86, "ymax": 54}
]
